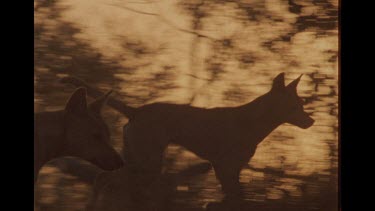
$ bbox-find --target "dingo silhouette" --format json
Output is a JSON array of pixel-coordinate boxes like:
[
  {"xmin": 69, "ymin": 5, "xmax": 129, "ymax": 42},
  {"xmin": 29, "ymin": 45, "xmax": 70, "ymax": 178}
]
[
  {"xmin": 61, "ymin": 72, "xmax": 314, "ymax": 199},
  {"xmin": 34, "ymin": 87, "xmax": 124, "ymax": 183}
]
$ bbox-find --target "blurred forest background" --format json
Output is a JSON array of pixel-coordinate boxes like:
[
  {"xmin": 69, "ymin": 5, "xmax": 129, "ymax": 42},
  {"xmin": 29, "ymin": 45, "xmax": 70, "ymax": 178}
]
[{"xmin": 34, "ymin": 0, "xmax": 338, "ymax": 210}]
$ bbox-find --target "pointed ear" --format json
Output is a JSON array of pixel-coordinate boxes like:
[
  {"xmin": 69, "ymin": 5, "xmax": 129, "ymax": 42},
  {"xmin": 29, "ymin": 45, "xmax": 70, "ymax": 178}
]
[
  {"xmin": 65, "ymin": 87, "xmax": 88, "ymax": 115},
  {"xmin": 286, "ymin": 74, "xmax": 302, "ymax": 90},
  {"xmin": 88, "ymin": 90, "xmax": 113, "ymax": 115},
  {"xmin": 271, "ymin": 72, "xmax": 285, "ymax": 92}
]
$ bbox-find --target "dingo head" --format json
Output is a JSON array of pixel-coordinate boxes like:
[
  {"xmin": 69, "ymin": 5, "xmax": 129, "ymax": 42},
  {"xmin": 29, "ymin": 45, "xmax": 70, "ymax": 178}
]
[
  {"xmin": 269, "ymin": 72, "xmax": 315, "ymax": 129},
  {"xmin": 63, "ymin": 88, "xmax": 123, "ymax": 170}
]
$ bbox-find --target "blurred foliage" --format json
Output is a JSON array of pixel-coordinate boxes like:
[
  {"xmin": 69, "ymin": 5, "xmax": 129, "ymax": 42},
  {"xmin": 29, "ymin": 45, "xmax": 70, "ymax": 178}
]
[{"xmin": 34, "ymin": 0, "xmax": 338, "ymax": 210}]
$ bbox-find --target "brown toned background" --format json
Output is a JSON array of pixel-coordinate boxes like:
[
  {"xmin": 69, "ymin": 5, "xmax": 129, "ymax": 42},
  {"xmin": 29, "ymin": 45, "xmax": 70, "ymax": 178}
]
[{"xmin": 34, "ymin": 0, "xmax": 338, "ymax": 210}]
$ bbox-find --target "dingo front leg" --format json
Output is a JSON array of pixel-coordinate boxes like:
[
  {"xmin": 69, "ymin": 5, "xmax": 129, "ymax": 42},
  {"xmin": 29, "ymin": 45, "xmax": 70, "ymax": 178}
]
[{"xmin": 213, "ymin": 163, "xmax": 243, "ymax": 200}]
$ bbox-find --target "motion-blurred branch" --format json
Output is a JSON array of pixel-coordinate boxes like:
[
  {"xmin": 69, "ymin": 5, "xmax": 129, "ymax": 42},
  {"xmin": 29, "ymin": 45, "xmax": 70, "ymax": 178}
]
[{"xmin": 106, "ymin": 3, "xmax": 216, "ymax": 40}]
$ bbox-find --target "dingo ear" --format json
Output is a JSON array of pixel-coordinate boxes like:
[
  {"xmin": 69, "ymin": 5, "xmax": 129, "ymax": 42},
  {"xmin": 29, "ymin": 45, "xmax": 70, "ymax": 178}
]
[
  {"xmin": 286, "ymin": 74, "xmax": 302, "ymax": 90},
  {"xmin": 271, "ymin": 72, "xmax": 285, "ymax": 92},
  {"xmin": 65, "ymin": 87, "xmax": 88, "ymax": 115},
  {"xmin": 88, "ymin": 90, "xmax": 113, "ymax": 115}
]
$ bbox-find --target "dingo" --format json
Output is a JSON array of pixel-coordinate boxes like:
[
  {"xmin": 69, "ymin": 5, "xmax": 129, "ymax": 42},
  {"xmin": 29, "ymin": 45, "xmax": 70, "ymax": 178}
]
[{"xmin": 61, "ymin": 73, "xmax": 314, "ymax": 199}]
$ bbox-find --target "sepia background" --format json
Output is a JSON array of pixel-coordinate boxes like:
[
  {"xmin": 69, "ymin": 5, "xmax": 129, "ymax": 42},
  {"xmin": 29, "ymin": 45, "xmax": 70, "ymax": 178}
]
[{"xmin": 34, "ymin": 0, "xmax": 338, "ymax": 210}]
